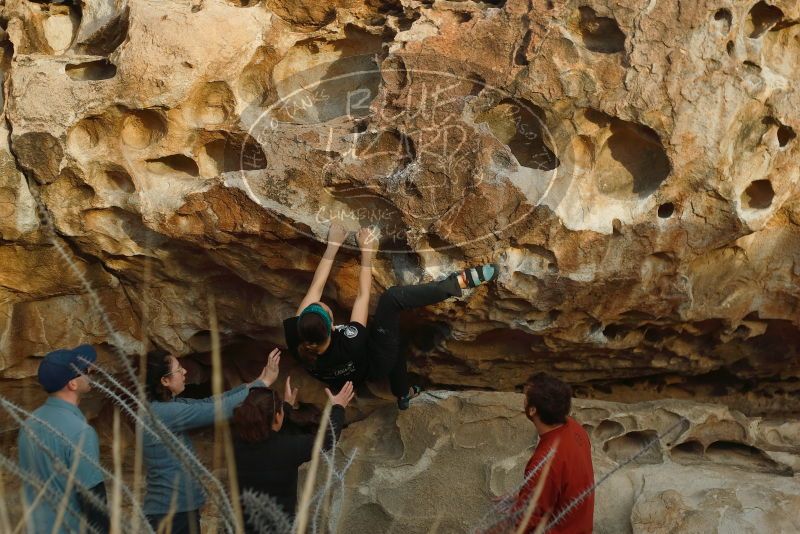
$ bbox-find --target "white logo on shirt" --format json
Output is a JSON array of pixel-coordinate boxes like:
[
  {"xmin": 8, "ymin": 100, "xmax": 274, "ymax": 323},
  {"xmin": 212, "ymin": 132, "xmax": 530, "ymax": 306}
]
[{"xmin": 342, "ymin": 325, "xmax": 358, "ymax": 338}]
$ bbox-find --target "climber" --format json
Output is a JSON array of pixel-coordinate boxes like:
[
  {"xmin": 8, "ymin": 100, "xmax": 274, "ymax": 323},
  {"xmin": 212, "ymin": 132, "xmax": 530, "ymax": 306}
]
[
  {"xmin": 232, "ymin": 377, "xmax": 354, "ymax": 529},
  {"xmin": 510, "ymin": 373, "xmax": 595, "ymax": 533},
  {"xmin": 283, "ymin": 222, "xmax": 499, "ymax": 409},
  {"xmin": 141, "ymin": 348, "xmax": 279, "ymax": 534}
]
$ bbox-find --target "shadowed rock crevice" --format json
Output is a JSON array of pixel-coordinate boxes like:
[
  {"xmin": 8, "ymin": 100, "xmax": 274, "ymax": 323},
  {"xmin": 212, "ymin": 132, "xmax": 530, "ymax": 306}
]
[
  {"xmin": 227, "ymin": 0, "xmax": 262, "ymax": 7},
  {"xmin": 671, "ymin": 439, "xmax": 704, "ymax": 461},
  {"xmin": 758, "ymin": 116, "xmax": 796, "ymax": 148},
  {"xmin": 73, "ymin": 6, "xmax": 130, "ymax": 56},
  {"xmin": 145, "ymin": 154, "xmax": 200, "ymax": 178},
  {"xmin": 742, "ymin": 59, "xmax": 762, "ymax": 72},
  {"xmin": 593, "ymin": 419, "xmax": 624, "ymax": 441},
  {"xmin": 747, "ymin": 1, "xmax": 784, "ymax": 38},
  {"xmin": 741, "ymin": 179, "xmax": 774, "ymax": 210},
  {"xmin": 237, "ymin": 45, "xmax": 282, "ymax": 106},
  {"xmin": 604, "ymin": 430, "xmax": 663, "ymax": 464},
  {"xmin": 262, "ymin": 0, "xmax": 338, "ymax": 28},
  {"xmin": 64, "ymin": 58, "xmax": 117, "ymax": 81},
  {"xmin": 13, "ymin": 132, "xmax": 63, "ymax": 185},
  {"xmin": 514, "ymin": 30, "xmax": 532, "ymax": 65},
  {"xmin": 575, "ymin": 6, "xmax": 626, "ymax": 53},
  {"xmin": 672, "ymin": 438, "xmax": 790, "ymax": 475},
  {"xmin": 199, "ymin": 131, "xmax": 268, "ymax": 174},
  {"xmin": 66, "ymin": 116, "xmax": 106, "ymax": 155},
  {"xmin": 713, "ymin": 8, "xmax": 733, "ymax": 34},
  {"xmin": 121, "ymin": 109, "xmax": 168, "ymax": 150},
  {"xmin": 601, "ymin": 323, "xmax": 631, "ymax": 340},
  {"xmin": 775, "ymin": 121, "xmax": 796, "ymax": 147},
  {"xmin": 101, "ymin": 166, "xmax": 136, "ymax": 194},
  {"xmin": 594, "ymin": 117, "xmax": 671, "ymax": 199},
  {"xmin": 704, "ymin": 440, "xmax": 789, "ymax": 475},
  {"xmin": 184, "ymin": 81, "xmax": 236, "ymax": 127},
  {"xmin": 475, "ymin": 98, "xmax": 559, "ymax": 170},
  {"xmin": 657, "ymin": 202, "xmax": 675, "ymax": 218},
  {"xmin": 271, "ymin": 25, "xmax": 385, "ymax": 124}
]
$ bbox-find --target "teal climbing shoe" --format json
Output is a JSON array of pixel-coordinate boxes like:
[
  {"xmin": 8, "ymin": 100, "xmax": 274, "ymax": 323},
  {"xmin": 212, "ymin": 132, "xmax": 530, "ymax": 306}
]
[{"xmin": 462, "ymin": 263, "xmax": 499, "ymax": 288}]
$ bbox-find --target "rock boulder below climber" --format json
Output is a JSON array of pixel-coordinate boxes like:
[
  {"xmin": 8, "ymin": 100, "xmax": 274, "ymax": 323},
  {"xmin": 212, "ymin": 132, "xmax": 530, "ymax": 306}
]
[{"xmin": 315, "ymin": 392, "xmax": 800, "ymax": 533}]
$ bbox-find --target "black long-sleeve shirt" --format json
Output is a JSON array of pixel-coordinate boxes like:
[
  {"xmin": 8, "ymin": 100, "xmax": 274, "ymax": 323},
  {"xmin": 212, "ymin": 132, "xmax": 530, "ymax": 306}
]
[{"xmin": 234, "ymin": 403, "xmax": 345, "ymax": 530}]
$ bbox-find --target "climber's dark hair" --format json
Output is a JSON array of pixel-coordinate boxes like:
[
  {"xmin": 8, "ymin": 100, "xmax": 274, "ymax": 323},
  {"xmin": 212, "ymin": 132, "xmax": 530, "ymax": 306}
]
[
  {"xmin": 145, "ymin": 349, "xmax": 174, "ymax": 402},
  {"xmin": 524, "ymin": 372, "xmax": 572, "ymax": 425},
  {"xmin": 232, "ymin": 388, "xmax": 282, "ymax": 443},
  {"xmin": 297, "ymin": 312, "xmax": 330, "ymax": 345}
]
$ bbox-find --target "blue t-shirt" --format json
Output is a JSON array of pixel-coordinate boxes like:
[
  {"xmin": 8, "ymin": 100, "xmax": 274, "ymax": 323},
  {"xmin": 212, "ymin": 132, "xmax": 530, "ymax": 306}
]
[{"xmin": 17, "ymin": 397, "xmax": 104, "ymax": 534}]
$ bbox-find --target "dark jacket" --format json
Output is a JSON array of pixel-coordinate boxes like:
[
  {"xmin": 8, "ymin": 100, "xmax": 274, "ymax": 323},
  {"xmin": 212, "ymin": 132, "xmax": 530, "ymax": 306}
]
[{"xmin": 234, "ymin": 403, "xmax": 345, "ymax": 530}]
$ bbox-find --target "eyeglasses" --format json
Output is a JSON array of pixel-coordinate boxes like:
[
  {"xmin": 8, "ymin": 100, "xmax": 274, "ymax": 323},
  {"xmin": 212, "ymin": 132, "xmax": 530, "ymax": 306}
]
[{"xmin": 162, "ymin": 365, "xmax": 186, "ymax": 378}]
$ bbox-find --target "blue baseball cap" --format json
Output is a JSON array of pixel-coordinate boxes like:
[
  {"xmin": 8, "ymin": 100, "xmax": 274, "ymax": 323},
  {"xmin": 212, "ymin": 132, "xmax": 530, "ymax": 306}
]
[{"xmin": 38, "ymin": 344, "xmax": 97, "ymax": 393}]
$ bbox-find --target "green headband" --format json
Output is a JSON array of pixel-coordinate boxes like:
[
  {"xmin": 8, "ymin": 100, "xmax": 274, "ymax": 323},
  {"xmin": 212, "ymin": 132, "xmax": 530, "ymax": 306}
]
[{"xmin": 299, "ymin": 303, "xmax": 332, "ymax": 333}]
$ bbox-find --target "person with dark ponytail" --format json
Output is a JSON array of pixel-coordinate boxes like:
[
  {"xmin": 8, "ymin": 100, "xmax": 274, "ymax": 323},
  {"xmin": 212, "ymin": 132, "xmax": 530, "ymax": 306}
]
[
  {"xmin": 283, "ymin": 223, "xmax": 499, "ymax": 409},
  {"xmin": 232, "ymin": 378, "xmax": 354, "ymax": 530},
  {"xmin": 142, "ymin": 348, "xmax": 281, "ymax": 534}
]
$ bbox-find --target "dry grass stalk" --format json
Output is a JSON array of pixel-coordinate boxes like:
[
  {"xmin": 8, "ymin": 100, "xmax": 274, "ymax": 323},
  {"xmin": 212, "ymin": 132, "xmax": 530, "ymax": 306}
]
[
  {"xmin": 111, "ymin": 408, "xmax": 123, "ymax": 534},
  {"xmin": 208, "ymin": 295, "xmax": 245, "ymax": 534},
  {"xmin": 50, "ymin": 432, "xmax": 87, "ymax": 534},
  {"xmin": 295, "ymin": 401, "xmax": 333, "ymax": 534},
  {"xmin": 132, "ymin": 239, "xmax": 154, "ymax": 533},
  {"xmin": 315, "ymin": 416, "xmax": 339, "ymax": 532},
  {"xmin": 0, "ymin": 470, "xmax": 13, "ymax": 533},
  {"xmin": 514, "ymin": 439, "xmax": 558, "ymax": 534}
]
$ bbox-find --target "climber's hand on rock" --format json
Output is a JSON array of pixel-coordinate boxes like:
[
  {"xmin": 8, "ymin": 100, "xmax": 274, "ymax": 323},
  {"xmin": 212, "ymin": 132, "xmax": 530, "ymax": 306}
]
[
  {"xmin": 356, "ymin": 226, "xmax": 380, "ymax": 256},
  {"xmin": 327, "ymin": 223, "xmax": 348, "ymax": 248}
]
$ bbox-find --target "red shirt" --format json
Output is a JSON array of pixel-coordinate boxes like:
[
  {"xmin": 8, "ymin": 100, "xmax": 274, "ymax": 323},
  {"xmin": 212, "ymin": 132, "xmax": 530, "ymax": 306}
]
[{"xmin": 513, "ymin": 417, "xmax": 594, "ymax": 533}]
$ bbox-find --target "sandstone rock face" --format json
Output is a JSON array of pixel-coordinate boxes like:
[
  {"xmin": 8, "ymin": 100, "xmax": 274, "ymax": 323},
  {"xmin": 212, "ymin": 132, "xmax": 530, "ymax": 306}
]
[
  {"xmin": 0, "ymin": 0, "xmax": 799, "ymax": 412},
  {"xmin": 326, "ymin": 392, "xmax": 800, "ymax": 533}
]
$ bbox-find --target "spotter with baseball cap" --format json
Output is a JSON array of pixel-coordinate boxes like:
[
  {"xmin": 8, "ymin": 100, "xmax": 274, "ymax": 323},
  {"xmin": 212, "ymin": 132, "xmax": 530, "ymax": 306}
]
[
  {"xmin": 17, "ymin": 344, "xmax": 107, "ymax": 533},
  {"xmin": 37, "ymin": 344, "xmax": 97, "ymax": 393}
]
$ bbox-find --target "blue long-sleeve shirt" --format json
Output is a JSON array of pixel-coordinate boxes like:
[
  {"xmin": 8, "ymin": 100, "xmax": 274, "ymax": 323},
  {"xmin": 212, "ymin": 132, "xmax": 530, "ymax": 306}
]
[{"xmin": 143, "ymin": 381, "xmax": 265, "ymax": 515}]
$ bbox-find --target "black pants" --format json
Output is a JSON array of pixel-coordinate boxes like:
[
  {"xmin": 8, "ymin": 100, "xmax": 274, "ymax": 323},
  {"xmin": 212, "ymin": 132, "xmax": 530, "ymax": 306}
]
[
  {"xmin": 147, "ymin": 509, "xmax": 200, "ymax": 534},
  {"xmin": 368, "ymin": 275, "xmax": 462, "ymax": 397}
]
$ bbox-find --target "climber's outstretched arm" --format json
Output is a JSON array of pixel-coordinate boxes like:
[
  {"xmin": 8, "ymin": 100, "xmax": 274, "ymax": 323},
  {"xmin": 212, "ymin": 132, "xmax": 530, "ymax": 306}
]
[
  {"xmin": 350, "ymin": 227, "xmax": 379, "ymax": 326},
  {"xmin": 296, "ymin": 223, "xmax": 348, "ymax": 315}
]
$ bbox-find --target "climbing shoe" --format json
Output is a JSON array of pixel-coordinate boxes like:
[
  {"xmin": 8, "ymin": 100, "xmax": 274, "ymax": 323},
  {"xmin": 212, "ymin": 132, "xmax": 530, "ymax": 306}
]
[
  {"xmin": 397, "ymin": 385, "xmax": 423, "ymax": 410},
  {"xmin": 462, "ymin": 263, "xmax": 499, "ymax": 288}
]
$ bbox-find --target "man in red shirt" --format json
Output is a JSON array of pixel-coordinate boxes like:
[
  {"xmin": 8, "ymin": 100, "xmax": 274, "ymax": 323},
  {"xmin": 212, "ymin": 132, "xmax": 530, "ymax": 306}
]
[{"xmin": 512, "ymin": 373, "xmax": 594, "ymax": 533}]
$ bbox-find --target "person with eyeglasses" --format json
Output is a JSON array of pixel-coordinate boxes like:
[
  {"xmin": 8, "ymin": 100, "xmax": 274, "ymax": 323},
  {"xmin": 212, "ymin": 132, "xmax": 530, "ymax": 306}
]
[
  {"xmin": 231, "ymin": 377, "xmax": 355, "ymax": 531},
  {"xmin": 283, "ymin": 223, "xmax": 499, "ymax": 409},
  {"xmin": 141, "ymin": 348, "xmax": 281, "ymax": 534}
]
